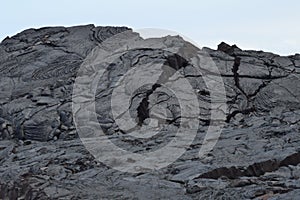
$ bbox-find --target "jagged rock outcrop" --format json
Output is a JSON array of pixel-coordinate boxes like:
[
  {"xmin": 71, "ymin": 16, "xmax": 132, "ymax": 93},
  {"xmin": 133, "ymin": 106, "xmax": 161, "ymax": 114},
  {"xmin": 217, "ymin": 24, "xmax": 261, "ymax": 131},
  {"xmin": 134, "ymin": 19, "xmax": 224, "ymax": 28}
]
[{"xmin": 0, "ymin": 25, "xmax": 300, "ymax": 199}]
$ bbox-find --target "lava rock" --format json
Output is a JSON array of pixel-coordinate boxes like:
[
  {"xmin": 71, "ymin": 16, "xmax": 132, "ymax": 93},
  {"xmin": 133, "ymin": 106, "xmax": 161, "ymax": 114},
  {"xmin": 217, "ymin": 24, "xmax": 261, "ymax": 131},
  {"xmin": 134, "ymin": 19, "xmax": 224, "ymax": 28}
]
[{"xmin": 0, "ymin": 25, "xmax": 299, "ymax": 199}]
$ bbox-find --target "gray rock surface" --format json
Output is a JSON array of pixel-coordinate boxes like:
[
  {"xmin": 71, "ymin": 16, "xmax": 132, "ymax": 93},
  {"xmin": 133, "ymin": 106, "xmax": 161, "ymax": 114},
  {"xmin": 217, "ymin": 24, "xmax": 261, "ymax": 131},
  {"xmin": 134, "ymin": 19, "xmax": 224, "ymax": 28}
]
[{"xmin": 0, "ymin": 25, "xmax": 300, "ymax": 199}]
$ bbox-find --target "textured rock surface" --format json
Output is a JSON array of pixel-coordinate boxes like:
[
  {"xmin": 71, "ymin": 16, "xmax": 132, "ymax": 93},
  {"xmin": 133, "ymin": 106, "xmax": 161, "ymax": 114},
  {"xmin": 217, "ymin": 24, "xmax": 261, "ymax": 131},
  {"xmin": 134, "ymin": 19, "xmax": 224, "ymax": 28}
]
[{"xmin": 0, "ymin": 25, "xmax": 300, "ymax": 199}]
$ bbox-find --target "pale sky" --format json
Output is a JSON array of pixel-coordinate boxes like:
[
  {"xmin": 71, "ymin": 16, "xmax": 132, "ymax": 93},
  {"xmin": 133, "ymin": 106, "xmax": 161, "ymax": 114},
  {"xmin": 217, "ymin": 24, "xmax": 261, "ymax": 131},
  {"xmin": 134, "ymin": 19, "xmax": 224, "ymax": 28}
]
[{"xmin": 1, "ymin": 0, "xmax": 299, "ymax": 55}]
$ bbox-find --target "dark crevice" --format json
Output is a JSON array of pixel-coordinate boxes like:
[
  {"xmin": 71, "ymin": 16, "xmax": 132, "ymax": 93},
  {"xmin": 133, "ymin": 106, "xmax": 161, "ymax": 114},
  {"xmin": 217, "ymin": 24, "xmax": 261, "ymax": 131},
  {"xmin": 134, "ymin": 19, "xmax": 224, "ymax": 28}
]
[
  {"xmin": 196, "ymin": 152, "xmax": 300, "ymax": 180},
  {"xmin": 225, "ymin": 55, "xmax": 281, "ymax": 122},
  {"xmin": 225, "ymin": 107, "xmax": 256, "ymax": 123},
  {"xmin": 232, "ymin": 57, "xmax": 247, "ymax": 97},
  {"xmin": 135, "ymin": 53, "xmax": 189, "ymax": 127},
  {"xmin": 248, "ymin": 81, "xmax": 270, "ymax": 98},
  {"xmin": 185, "ymin": 68, "xmax": 288, "ymax": 80},
  {"xmin": 136, "ymin": 83, "xmax": 161, "ymax": 126}
]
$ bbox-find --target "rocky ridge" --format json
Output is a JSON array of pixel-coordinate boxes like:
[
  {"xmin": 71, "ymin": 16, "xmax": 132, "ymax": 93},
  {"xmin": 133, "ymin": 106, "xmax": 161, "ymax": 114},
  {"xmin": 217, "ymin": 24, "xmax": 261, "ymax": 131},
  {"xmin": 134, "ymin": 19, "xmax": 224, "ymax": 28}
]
[{"xmin": 0, "ymin": 25, "xmax": 300, "ymax": 199}]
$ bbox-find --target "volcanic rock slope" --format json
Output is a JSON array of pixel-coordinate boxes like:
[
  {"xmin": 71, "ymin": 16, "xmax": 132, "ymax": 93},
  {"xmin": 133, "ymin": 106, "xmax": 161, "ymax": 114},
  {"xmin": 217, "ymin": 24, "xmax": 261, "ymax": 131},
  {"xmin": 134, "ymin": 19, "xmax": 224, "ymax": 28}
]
[{"xmin": 0, "ymin": 25, "xmax": 300, "ymax": 199}]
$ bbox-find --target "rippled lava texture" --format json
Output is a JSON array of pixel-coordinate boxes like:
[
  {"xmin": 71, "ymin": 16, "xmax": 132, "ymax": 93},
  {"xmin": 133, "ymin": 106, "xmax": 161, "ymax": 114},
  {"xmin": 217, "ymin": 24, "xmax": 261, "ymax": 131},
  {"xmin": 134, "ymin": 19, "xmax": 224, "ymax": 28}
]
[{"xmin": 0, "ymin": 25, "xmax": 300, "ymax": 199}]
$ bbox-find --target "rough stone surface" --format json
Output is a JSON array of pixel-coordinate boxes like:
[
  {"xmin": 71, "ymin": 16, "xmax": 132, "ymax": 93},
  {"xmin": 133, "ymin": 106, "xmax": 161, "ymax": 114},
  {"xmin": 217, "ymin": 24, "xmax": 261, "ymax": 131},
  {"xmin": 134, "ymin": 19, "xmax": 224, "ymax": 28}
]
[{"xmin": 0, "ymin": 25, "xmax": 300, "ymax": 199}]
